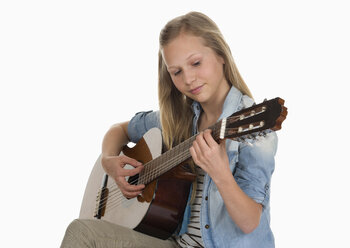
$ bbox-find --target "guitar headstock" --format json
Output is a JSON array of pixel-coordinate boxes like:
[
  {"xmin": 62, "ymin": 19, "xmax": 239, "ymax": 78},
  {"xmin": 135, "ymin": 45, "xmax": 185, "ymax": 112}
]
[{"xmin": 212, "ymin": 98, "xmax": 287, "ymax": 141}]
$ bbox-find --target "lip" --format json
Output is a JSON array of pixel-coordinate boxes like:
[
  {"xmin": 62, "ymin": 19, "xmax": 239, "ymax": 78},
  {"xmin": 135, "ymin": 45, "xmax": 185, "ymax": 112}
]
[{"xmin": 189, "ymin": 85, "xmax": 203, "ymax": 95}]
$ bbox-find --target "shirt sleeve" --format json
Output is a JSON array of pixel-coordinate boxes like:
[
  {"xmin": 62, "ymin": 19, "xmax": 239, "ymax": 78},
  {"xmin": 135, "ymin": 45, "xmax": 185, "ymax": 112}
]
[
  {"xmin": 127, "ymin": 110, "xmax": 161, "ymax": 143},
  {"xmin": 234, "ymin": 131, "xmax": 278, "ymax": 207}
]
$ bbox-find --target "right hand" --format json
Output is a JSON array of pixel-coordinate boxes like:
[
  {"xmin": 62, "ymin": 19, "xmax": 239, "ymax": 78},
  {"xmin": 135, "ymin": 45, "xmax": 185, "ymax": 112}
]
[{"xmin": 101, "ymin": 155, "xmax": 145, "ymax": 199}]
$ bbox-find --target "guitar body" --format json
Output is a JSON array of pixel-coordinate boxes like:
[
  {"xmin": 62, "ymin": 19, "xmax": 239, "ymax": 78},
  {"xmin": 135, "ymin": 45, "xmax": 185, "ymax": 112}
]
[
  {"xmin": 78, "ymin": 97, "xmax": 288, "ymax": 240},
  {"xmin": 79, "ymin": 128, "xmax": 194, "ymax": 239}
]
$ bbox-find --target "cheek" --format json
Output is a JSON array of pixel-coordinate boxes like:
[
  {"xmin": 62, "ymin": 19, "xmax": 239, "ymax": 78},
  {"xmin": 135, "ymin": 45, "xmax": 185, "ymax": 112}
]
[
  {"xmin": 171, "ymin": 77, "xmax": 180, "ymax": 88},
  {"xmin": 171, "ymin": 78, "xmax": 185, "ymax": 93},
  {"xmin": 207, "ymin": 61, "xmax": 224, "ymax": 81},
  {"xmin": 198, "ymin": 63, "xmax": 217, "ymax": 80}
]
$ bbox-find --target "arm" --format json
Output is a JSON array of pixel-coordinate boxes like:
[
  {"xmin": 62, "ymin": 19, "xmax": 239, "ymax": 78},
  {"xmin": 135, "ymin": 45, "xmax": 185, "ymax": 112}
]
[
  {"xmin": 190, "ymin": 130, "xmax": 266, "ymax": 234},
  {"xmin": 101, "ymin": 121, "xmax": 145, "ymax": 198}
]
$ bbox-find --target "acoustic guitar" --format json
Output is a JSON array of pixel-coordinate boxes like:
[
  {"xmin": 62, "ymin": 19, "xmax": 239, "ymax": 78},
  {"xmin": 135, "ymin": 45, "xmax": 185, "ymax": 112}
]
[{"xmin": 79, "ymin": 97, "xmax": 287, "ymax": 239}]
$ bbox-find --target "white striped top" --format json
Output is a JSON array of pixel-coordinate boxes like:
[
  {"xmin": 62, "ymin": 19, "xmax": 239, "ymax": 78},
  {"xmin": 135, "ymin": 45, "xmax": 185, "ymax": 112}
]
[{"xmin": 175, "ymin": 167, "xmax": 205, "ymax": 248}]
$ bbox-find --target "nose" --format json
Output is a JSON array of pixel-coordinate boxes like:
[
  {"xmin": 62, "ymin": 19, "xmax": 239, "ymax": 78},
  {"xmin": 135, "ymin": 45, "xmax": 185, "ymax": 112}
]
[{"xmin": 183, "ymin": 69, "xmax": 196, "ymax": 85}]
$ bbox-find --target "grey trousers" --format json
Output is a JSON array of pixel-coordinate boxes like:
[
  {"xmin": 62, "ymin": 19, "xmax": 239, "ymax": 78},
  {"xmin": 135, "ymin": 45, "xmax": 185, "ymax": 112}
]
[{"xmin": 61, "ymin": 219, "xmax": 179, "ymax": 248}]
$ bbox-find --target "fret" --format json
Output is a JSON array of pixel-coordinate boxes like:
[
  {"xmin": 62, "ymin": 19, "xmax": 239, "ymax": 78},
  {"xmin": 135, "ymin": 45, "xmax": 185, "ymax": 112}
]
[
  {"xmin": 138, "ymin": 134, "xmax": 197, "ymax": 185},
  {"xmin": 137, "ymin": 122, "xmax": 222, "ymax": 186}
]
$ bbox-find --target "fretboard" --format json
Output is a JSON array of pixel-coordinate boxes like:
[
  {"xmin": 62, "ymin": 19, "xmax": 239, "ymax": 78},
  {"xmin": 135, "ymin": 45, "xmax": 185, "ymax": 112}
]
[{"xmin": 137, "ymin": 123, "xmax": 221, "ymax": 185}]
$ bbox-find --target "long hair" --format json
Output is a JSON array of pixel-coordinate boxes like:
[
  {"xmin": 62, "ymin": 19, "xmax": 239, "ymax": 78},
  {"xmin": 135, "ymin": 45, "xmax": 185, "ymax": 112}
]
[{"xmin": 158, "ymin": 11, "xmax": 252, "ymax": 151}]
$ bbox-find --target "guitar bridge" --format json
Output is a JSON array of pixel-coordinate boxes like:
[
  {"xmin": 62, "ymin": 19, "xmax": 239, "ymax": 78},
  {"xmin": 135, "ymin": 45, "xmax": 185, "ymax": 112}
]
[
  {"xmin": 94, "ymin": 173, "xmax": 109, "ymax": 219},
  {"xmin": 94, "ymin": 187, "xmax": 109, "ymax": 219}
]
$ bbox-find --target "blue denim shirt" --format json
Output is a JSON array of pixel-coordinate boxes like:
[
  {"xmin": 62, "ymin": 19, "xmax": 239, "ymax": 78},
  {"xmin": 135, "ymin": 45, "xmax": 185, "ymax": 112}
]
[{"xmin": 128, "ymin": 86, "xmax": 277, "ymax": 248}]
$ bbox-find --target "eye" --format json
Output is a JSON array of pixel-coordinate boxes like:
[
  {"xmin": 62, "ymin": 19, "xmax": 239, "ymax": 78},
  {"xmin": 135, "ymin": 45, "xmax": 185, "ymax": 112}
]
[
  {"xmin": 193, "ymin": 61, "xmax": 201, "ymax": 66},
  {"xmin": 174, "ymin": 70, "xmax": 181, "ymax": 76}
]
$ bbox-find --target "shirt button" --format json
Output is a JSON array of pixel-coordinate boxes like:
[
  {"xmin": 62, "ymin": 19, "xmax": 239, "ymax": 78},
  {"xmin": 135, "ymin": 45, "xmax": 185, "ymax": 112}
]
[
  {"xmin": 205, "ymin": 196, "xmax": 208, "ymax": 200},
  {"xmin": 205, "ymin": 224, "xmax": 210, "ymax": 229},
  {"xmin": 265, "ymin": 184, "xmax": 270, "ymax": 191}
]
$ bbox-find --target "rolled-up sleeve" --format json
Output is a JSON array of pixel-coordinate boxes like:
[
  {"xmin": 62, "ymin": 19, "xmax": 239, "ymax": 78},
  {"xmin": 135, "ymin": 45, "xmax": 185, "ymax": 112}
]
[
  {"xmin": 127, "ymin": 110, "xmax": 161, "ymax": 143},
  {"xmin": 234, "ymin": 131, "xmax": 278, "ymax": 207}
]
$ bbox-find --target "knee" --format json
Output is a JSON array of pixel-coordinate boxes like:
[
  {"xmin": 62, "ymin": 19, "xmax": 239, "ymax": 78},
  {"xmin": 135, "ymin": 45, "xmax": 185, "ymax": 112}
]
[
  {"xmin": 66, "ymin": 219, "xmax": 82, "ymax": 231},
  {"xmin": 66, "ymin": 219, "xmax": 93, "ymax": 236},
  {"xmin": 61, "ymin": 219, "xmax": 92, "ymax": 247}
]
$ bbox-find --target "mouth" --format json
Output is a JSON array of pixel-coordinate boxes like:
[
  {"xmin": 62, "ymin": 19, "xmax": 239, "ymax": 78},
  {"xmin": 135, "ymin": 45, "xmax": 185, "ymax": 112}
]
[{"xmin": 189, "ymin": 85, "xmax": 203, "ymax": 95}]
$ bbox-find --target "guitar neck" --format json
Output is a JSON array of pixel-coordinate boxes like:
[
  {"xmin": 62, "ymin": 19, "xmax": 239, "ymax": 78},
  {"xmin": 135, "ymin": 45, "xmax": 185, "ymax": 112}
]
[
  {"xmin": 137, "ymin": 135, "xmax": 194, "ymax": 185},
  {"xmin": 135, "ymin": 97, "xmax": 288, "ymax": 186},
  {"xmin": 137, "ymin": 123, "xmax": 222, "ymax": 185}
]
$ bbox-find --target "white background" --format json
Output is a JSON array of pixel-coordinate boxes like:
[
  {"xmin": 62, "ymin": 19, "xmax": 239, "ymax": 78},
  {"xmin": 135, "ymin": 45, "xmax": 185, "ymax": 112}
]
[{"xmin": 1, "ymin": 0, "xmax": 349, "ymax": 247}]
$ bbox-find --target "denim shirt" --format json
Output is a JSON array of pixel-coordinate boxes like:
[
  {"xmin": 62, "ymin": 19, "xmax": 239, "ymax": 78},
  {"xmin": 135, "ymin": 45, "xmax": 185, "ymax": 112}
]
[{"xmin": 128, "ymin": 86, "xmax": 277, "ymax": 248}]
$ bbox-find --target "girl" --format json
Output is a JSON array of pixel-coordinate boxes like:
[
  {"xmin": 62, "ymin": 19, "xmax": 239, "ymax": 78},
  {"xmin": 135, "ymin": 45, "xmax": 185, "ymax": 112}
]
[{"xmin": 61, "ymin": 11, "xmax": 277, "ymax": 248}]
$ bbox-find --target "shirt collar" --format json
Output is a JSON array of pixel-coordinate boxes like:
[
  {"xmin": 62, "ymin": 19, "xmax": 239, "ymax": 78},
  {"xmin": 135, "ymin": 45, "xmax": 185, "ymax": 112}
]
[{"xmin": 191, "ymin": 85, "xmax": 243, "ymax": 121}]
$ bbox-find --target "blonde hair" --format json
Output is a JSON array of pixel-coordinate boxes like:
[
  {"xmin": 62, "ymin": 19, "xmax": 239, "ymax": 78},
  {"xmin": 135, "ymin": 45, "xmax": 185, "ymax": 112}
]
[{"xmin": 158, "ymin": 11, "xmax": 252, "ymax": 150}]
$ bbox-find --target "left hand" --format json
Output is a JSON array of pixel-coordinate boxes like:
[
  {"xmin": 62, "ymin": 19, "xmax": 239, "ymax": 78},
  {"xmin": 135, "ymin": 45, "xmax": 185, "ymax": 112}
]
[{"xmin": 190, "ymin": 129, "xmax": 231, "ymax": 181}]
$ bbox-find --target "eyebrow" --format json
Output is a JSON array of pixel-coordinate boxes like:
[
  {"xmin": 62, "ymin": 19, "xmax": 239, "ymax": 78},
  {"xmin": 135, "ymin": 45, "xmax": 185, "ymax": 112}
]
[{"xmin": 167, "ymin": 53, "xmax": 200, "ymax": 69}]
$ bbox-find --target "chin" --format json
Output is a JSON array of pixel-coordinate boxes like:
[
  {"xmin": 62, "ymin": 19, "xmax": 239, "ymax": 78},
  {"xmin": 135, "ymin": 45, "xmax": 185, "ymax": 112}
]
[{"xmin": 191, "ymin": 95, "xmax": 208, "ymax": 104}]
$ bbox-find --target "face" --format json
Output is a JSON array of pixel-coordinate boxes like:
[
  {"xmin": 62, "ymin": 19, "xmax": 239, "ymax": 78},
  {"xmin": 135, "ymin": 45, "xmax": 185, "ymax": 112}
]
[{"xmin": 162, "ymin": 32, "xmax": 229, "ymax": 105}]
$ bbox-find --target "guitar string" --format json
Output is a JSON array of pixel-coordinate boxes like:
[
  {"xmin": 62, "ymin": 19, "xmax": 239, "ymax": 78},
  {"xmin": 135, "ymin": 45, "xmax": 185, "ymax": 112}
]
[
  {"xmin": 101, "ymin": 148, "xmax": 194, "ymax": 213},
  {"xmin": 95, "ymin": 126, "xmax": 221, "ymax": 215},
  {"xmin": 95, "ymin": 128, "xmax": 222, "ymax": 215},
  {"xmin": 95, "ymin": 146, "xmax": 191, "ymax": 211},
  {"xmin": 95, "ymin": 127, "xmax": 222, "ymax": 214},
  {"xmin": 98, "ymin": 145, "xmax": 192, "ymax": 202},
  {"xmin": 98, "ymin": 133, "xmax": 199, "ymax": 200},
  {"xmin": 101, "ymin": 126, "xmax": 263, "ymax": 215},
  {"xmin": 99, "ymin": 145, "xmax": 194, "ymax": 212},
  {"xmin": 96, "ymin": 127, "xmax": 215, "ymax": 209},
  {"xmin": 96, "ymin": 110, "xmax": 267, "ymax": 214},
  {"xmin": 96, "ymin": 104, "xmax": 269, "ymax": 206},
  {"xmin": 135, "ymin": 125, "xmax": 222, "ymax": 186},
  {"xmin": 97, "ymin": 125, "xmax": 269, "ymax": 215},
  {"xmin": 101, "ymin": 151, "xmax": 210, "ymax": 213},
  {"xmin": 104, "ymin": 145, "xmax": 198, "ymax": 213},
  {"xmin": 103, "ymin": 127, "xmax": 224, "ymax": 212}
]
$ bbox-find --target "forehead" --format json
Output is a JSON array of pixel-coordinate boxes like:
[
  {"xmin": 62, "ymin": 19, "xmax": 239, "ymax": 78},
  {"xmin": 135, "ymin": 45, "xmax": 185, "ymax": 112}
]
[{"xmin": 161, "ymin": 33, "xmax": 210, "ymax": 67}]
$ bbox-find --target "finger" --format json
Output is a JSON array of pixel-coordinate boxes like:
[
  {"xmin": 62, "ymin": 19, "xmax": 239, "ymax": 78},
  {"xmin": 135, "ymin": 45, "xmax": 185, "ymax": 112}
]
[
  {"xmin": 192, "ymin": 139, "xmax": 202, "ymax": 156},
  {"xmin": 123, "ymin": 191, "xmax": 143, "ymax": 199},
  {"xmin": 190, "ymin": 146, "xmax": 198, "ymax": 164},
  {"xmin": 203, "ymin": 129, "xmax": 218, "ymax": 147},
  {"xmin": 118, "ymin": 165, "xmax": 144, "ymax": 177},
  {"xmin": 117, "ymin": 182, "xmax": 143, "ymax": 199},
  {"xmin": 196, "ymin": 132, "xmax": 210, "ymax": 152},
  {"xmin": 190, "ymin": 146, "xmax": 206, "ymax": 171},
  {"xmin": 192, "ymin": 141, "xmax": 206, "ymax": 166},
  {"xmin": 120, "ymin": 155, "xmax": 142, "ymax": 168},
  {"xmin": 124, "ymin": 183, "xmax": 145, "ymax": 192},
  {"xmin": 117, "ymin": 177, "xmax": 145, "ymax": 192}
]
